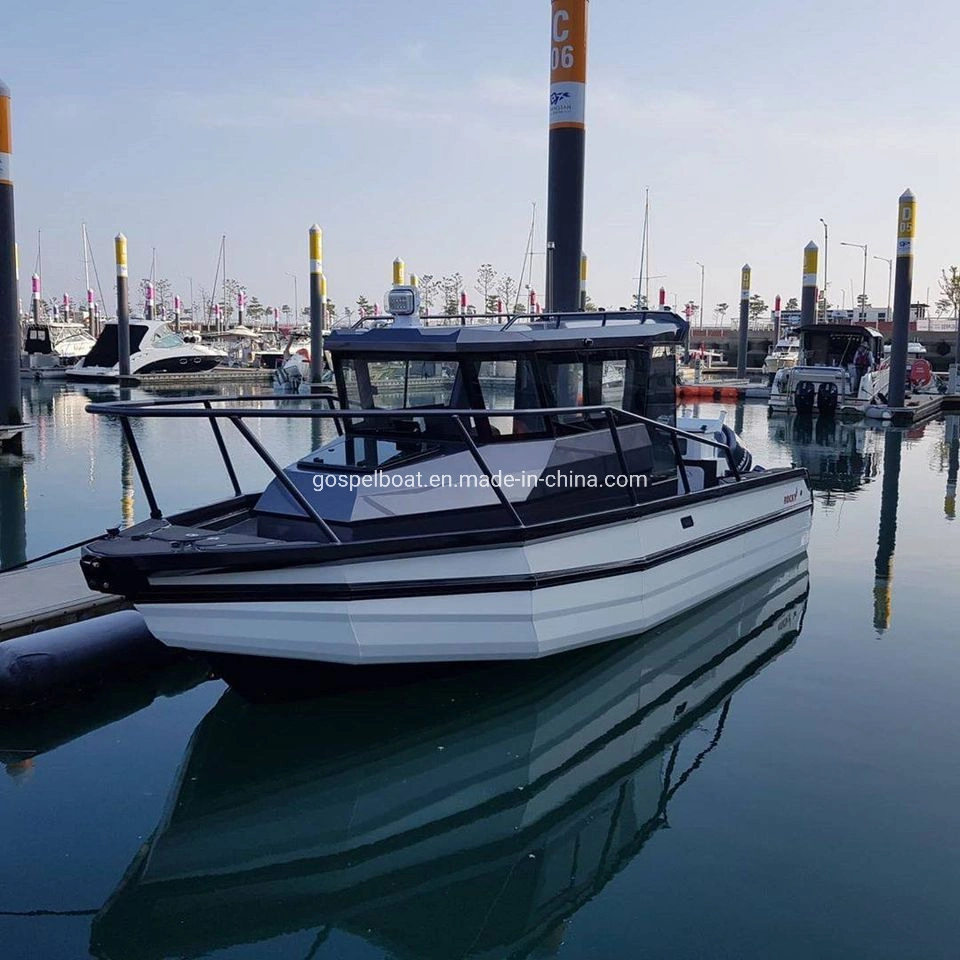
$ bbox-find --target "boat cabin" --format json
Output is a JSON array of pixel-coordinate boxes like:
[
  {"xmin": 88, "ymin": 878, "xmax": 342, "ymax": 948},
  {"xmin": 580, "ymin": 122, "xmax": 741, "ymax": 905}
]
[
  {"xmin": 23, "ymin": 323, "xmax": 54, "ymax": 355},
  {"xmin": 797, "ymin": 324, "xmax": 884, "ymax": 368}
]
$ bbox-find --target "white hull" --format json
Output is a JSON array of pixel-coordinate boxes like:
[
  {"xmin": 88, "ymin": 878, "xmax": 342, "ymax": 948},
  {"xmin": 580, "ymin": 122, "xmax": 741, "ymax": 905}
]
[{"xmin": 138, "ymin": 477, "xmax": 812, "ymax": 664}]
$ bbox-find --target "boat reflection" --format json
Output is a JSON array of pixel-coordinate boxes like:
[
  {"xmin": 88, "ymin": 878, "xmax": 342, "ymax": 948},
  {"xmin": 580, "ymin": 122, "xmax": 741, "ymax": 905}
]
[
  {"xmin": 768, "ymin": 413, "xmax": 879, "ymax": 496},
  {"xmin": 92, "ymin": 556, "xmax": 809, "ymax": 960}
]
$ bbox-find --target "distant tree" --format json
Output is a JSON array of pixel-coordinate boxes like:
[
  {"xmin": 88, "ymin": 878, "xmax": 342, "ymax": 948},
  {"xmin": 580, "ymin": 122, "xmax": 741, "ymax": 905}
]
[
  {"xmin": 281, "ymin": 303, "xmax": 292, "ymax": 324},
  {"xmin": 341, "ymin": 305, "xmax": 354, "ymax": 326},
  {"xmin": 938, "ymin": 266, "xmax": 960, "ymax": 320},
  {"xmin": 246, "ymin": 296, "xmax": 265, "ymax": 324},
  {"xmin": 324, "ymin": 301, "xmax": 338, "ymax": 326},
  {"xmin": 496, "ymin": 275, "xmax": 517, "ymax": 314},
  {"xmin": 748, "ymin": 295, "xmax": 768, "ymax": 323},
  {"xmin": 138, "ymin": 277, "xmax": 171, "ymax": 316},
  {"xmin": 855, "ymin": 293, "xmax": 871, "ymax": 320},
  {"xmin": 475, "ymin": 263, "xmax": 497, "ymax": 313},
  {"xmin": 356, "ymin": 295, "xmax": 372, "ymax": 318},
  {"xmin": 631, "ymin": 293, "xmax": 648, "ymax": 310},
  {"xmin": 417, "ymin": 274, "xmax": 437, "ymax": 313},
  {"xmin": 439, "ymin": 273, "xmax": 463, "ymax": 314},
  {"xmin": 583, "ymin": 294, "xmax": 598, "ymax": 312},
  {"xmin": 785, "ymin": 297, "xmax": 799, "ymax": 311},
  {"xmin": 714, "ymin": 302, "xmax": 729, "ymax": 324}
]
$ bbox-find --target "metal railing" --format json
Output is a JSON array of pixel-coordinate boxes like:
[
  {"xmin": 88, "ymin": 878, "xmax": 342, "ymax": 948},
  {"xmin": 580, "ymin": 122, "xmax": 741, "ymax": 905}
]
[
  {"xmin": 347, "ymin": 308, "xmax": 686, "ymax": 334},
  {"xmin": 85, "ymin": 395, "xmax": 744, "ymax": 546}
]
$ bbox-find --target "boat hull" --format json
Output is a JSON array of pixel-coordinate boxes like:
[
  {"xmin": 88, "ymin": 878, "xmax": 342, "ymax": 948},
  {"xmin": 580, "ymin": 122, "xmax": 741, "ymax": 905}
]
[{"xmin": 135, "ymin": 475, "xmax": 812, "ymax": 666}]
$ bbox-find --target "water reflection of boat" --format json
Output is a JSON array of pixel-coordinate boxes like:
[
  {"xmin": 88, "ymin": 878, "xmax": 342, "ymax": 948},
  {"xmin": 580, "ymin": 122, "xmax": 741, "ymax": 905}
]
[
  {"xmin": 768, "ymin": 413, "xmax": 880, "ymax": 493},
  {"xmin": 91, "ymin": 556, "xmax": 809, "ymax": 960}
]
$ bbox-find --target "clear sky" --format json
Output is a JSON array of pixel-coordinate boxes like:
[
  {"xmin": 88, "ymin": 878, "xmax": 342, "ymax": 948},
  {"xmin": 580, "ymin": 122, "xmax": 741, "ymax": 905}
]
[{"xmin": 4, "ymin": 0, "xmax": 959, "ymax": 321}]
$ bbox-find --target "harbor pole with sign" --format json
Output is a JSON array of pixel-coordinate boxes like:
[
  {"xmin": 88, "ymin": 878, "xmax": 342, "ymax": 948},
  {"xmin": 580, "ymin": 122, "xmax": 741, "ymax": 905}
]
[
  {"xmin": 546, "ymin": 0, "xmax": 588, "ymax": 312},
  {"xmin": 887, "ymin": 190, "xmax": 916, "ymax": 409},
  {"xmin": 736, "ymin": 264, "xmax": 750, "ymax": 378}
]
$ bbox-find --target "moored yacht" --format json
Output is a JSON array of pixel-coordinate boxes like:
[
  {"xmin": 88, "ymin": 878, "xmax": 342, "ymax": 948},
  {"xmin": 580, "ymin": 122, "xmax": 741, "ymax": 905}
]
[
  {"xmin": 67, "ymin": 318, "xmax": 225, "ymax": 381},
  {"xmin": 769, "ymin": 324, "xmax": 885, "ymax": 414},
  {"xmin": 762, "ymin": 332, "xmax": 801, "ymax": 377},
  {"xmin": 79, "ymin": 288, "xmax": 812, "ymax": 689}
]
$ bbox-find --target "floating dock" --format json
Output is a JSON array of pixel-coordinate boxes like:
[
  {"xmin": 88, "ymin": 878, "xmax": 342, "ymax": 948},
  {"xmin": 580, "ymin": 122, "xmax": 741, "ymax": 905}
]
[{"xmin": 0, "ymin": 559, "xmax": 124, "ymax": 641}]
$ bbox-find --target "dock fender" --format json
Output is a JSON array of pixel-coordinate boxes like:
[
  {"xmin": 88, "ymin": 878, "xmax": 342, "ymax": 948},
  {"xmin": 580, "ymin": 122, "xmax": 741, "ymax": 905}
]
[{"xmin": 0, "ymin": 612, "xmax": 167, "ymax": 709}]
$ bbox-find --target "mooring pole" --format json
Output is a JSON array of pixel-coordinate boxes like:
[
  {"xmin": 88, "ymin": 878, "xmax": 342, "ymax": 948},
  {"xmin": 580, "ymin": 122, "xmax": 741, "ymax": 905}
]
[
  {"xmin": 237, "ymin": 288, "xmax": 245, "ymax": 329},
  {"xmin": 173, "ymin": 295, "xmax": 181, "ymax": 333},
  {"xmin": 86, "ymin": 288, "xmax": 95, "ymax": 334},
  {"xmin": 736, "ymin": 264, "xmax": 750, "ymax": 378},
  {"xmin": 115, "ymin": 233, "xmax": 131, "ymax": 379},
  {"xmin": 308, "ymin": 224, "xmax": 323, "ymax": 384},
  {"xmin": 393, "ymin": 257, "xmax": 404, "ymax": 287},
  {"xmin": 30, "ymin": 273, "xmax": 39, "ymax": 325},
  {"xmin": 773, "ymin": 294, "xmax": 782, "ymax": 343},
  {"xmin": 579, "ymin": 252, "xmax": 588, "ymax": 311},
  {"xmin": 546, "ymin": 0, "xmax": 588, "ymax": 312},
  {"xmin": 887, "ymin": 190, "xmax": 916, "ymax": 410},
  {"xmin": 0, "ymin": 79, "xmax": 21, "ymax": 454},
  {"xmin": 145, "ymin": 280, "xmax": 154, "ymax": 324},
  {"xmin": 874, "ymin": 429, "xmax": 903, "ymax": 631},
  {"xmin": 800, "ymin": 242, "xmax": 818, "ymax": 327}
]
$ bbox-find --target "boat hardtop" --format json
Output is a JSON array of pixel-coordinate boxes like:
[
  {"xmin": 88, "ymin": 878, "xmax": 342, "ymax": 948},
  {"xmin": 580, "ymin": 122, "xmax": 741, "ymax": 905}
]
[{"xmin": 79, "ymin": 290, "xmax": 811, "ymax": 685}]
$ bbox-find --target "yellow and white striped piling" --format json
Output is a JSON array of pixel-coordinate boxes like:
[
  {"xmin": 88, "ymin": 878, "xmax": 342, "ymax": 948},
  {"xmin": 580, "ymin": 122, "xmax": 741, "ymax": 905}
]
[
  {"xmin": 887, "ymin": 190, "xmax": 916, "ymax": 409},
  {"xmin": 579, "ymin": 252, "xmax": 588, "ymax": 310},
  {"xmin": 736, "ymin": 264, "xmax": 751, "ymax": 378},
  {"xmin": 800, "ymin": 242, "xmax": 818, "ymax": 326},
  {"xmin": 308, "ymin": 225, "xmax": 323, "ymax": 384},
  {"xmin": 115, "ymin": 233, "xmax": 131, "ymax": 378},
  {"xmin": 0, "ymin": 77, "xmax": 22, "ymax": 450}
]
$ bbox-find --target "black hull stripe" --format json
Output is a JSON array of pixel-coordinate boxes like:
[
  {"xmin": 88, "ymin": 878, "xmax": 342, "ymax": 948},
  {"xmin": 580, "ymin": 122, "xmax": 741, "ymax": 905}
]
[{"xmin": 139, "ymin": 504, "xmax": 812, "ymax": 604}]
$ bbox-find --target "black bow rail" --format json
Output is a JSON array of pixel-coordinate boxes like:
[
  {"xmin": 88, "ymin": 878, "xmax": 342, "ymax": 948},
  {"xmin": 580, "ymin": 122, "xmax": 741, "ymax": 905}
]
[{"xmin": 84, "ymin": 395, "xmax": 742, "ymax": 546}]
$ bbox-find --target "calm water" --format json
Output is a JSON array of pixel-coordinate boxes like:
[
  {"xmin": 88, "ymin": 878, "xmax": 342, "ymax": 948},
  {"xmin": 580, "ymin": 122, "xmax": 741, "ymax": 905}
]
[{"xmin": 1, "ymin": 382, "xmax": 959, "ymax": 959}]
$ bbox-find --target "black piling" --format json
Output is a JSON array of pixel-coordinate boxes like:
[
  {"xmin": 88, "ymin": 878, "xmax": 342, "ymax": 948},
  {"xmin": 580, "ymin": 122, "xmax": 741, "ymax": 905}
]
[
  {"xmin": 0, "ymin": 78, "xmax": 22, "ymax": 455},
  {"xmin": 546, "ymin": 0, "xmax": 588, "ymax": 312},
  {"xmin": 115, "ymin": 233, "xmax": 131, "ymax": 378},
  {"xmin": 887, "ymin": 190, "xmax": 916, "ymax": 410},
  {"xmin": 736, "ymin": 264, "xmax": 750, "ymax": 378}
]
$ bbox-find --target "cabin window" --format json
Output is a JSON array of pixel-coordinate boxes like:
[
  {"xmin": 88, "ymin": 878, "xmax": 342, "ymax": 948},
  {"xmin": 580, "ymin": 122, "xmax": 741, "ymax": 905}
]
[{"xmin": 339, "ymin": 358, "xmax": 462, "ymax": 410}]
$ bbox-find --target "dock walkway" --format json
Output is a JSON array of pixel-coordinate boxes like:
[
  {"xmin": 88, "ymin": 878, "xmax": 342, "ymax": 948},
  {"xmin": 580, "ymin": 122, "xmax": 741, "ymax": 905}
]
[{"xmin": 0, "ymin": 560, "xmax": 124, "ymax": 641}]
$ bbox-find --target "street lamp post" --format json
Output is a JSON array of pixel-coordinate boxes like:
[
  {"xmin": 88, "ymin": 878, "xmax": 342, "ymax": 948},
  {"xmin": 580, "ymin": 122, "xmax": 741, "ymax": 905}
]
[
  {"xmin": 285, "ymin": 272, "xmax": 299, "ymax": 329},
  {"xmin": 696, "ymin": 261, "xmax": 705, "ymax": 328},
  {"xmin": 819, "ymin": 218, "xmax": 829, "ymax": 322},
  {"xmin": 841, "ymin": 241, "xmax": 868, "ymax": 323},
  {"xmin": 874, "ymin": 255, "xmax": 893, "ymax": 325}
]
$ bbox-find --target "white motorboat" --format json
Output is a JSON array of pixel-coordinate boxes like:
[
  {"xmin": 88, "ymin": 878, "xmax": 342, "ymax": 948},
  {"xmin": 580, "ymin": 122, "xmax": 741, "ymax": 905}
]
[
  {"xmin": 67, "ymin": 318, "xmax": 226, "ymax": 381},
  {"xmin": 762, "ymin": 333, "xmax": 801, "ymax": 376},
  {"xmin": 80, "ymin": 290, "xmax": 812, "ymax": 690},
  {"xmin": 769, "ymin": 324, "xmax": 885, "ymax": 414},
  {"xmin": 90, "ymin": 554, "xmax": 808, "ymax": 958},
  {"xmin": 21, "ymin": 321, "xmax": 96, "ymax": 377}
]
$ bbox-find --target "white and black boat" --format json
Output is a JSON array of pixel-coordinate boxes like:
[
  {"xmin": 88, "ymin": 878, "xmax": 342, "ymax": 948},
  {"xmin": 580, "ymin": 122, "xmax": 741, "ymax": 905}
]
[
  {"xmin": 90, "ymin": 555, "xmax": 809, "ymax": 960},
  {"xmin": 67, "ymin": 318, "xmax": 225, "ymax": 381},
  {"xmin": 768, "ymin": 324, "xmax": 885, "ymax": 414},
  {"xmin": 79, "ymin": 289, "xmax": 812, "ymax": 688}
]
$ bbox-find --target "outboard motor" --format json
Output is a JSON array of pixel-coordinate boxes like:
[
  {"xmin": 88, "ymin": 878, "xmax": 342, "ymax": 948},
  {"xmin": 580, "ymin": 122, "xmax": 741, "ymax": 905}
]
[
  {"xmin": 720, "ymin": 424, "xmax": 753, "ymax": 475},
  {"xmin": 794, "ymin": 380, "xmax": 816, "ymax": 415},
  {"xmin": 817, "ymin": 381, "xmax": 839, "ymax": 416}
]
